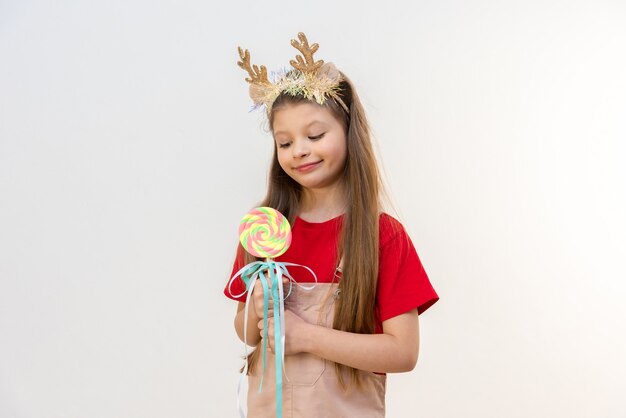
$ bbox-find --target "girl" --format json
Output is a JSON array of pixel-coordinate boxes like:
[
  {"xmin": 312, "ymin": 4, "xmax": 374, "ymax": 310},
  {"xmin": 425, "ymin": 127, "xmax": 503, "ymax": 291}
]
[{"xmin": 224, "ymin": 33, "xmax": 439, "ymax": 417}]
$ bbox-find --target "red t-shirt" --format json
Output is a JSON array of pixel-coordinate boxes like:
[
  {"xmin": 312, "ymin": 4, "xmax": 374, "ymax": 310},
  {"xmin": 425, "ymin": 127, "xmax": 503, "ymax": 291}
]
[{"xmin": 224, "ymin": 213, "xmax": 439, "ymax": 331}]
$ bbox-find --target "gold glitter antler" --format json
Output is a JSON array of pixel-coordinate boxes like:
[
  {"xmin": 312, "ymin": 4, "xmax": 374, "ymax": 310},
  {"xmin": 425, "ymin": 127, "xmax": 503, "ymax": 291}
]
[
  {"xmin": 290, "ymin": 32, "xmax": 324, "ymax": 73},
  {"xmin": 237, "ymin": 47, "xmax": 269, "ymax": 84}
]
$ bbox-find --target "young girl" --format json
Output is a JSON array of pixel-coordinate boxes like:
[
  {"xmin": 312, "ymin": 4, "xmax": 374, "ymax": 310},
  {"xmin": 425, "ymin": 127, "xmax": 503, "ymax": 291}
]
[{"xmin": 224, "ymin": 32, "xmax": 439, "ymax": 417}]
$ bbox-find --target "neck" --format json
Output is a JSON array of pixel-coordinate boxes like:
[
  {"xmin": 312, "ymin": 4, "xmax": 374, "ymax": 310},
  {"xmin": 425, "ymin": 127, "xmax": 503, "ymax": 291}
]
[{"xmin": 298, "ymin": 182, "xmax": 347, "ymax": 223}]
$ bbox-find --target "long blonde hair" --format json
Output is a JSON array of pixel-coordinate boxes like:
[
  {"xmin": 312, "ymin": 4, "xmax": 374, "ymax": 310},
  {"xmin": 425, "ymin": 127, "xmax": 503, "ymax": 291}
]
[{"xmin": 243, "ymin": 73, "xmax": 383, "ymax": 388}]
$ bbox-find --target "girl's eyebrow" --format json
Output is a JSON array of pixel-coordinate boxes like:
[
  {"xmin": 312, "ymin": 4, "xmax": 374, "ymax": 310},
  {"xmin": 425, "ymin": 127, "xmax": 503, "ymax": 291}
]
[{"xmin": 273, "ymin": 120, "xmax": 327, "ymax": 137}]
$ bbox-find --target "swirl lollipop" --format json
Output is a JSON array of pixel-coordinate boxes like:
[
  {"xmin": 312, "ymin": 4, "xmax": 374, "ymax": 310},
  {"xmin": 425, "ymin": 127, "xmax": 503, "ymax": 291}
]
[
  {"xmin": 232, "ymin": 207, "xmax": 293, "ymax": 418},
  {"xmin": 238, "ymin": 207, "xmax": 292, "ymax": 258},
  {"xmin": 229, "ymin": 207, "xmax": 317, "ymax": 418}
]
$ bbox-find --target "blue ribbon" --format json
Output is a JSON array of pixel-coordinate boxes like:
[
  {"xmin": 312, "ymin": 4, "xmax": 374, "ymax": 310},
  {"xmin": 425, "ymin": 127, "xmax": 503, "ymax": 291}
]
[{"xmin": 228, "ymin": 261, "xmax": 317, "ymax": 418}]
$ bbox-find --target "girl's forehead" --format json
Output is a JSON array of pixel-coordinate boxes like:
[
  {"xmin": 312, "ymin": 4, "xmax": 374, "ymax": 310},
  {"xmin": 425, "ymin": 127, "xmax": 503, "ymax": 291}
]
[{"xmin": 272, "ymin": 103, "xmax": 335, "ymax": 132}]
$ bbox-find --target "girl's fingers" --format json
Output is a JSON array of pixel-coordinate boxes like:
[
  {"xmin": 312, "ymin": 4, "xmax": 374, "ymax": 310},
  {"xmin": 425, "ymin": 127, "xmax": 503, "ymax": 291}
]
[
  {"xmin": 257, "ymin": 308, "xmax": 275, "ymax": 317},
  {"xmin": 257, "ymin": 317, "xmax": 275, "ymax": 331}
]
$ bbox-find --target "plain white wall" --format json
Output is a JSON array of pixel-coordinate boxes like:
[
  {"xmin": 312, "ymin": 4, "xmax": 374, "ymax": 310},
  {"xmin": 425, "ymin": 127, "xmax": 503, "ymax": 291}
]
[{"xmin": 1, "ymin": 1, "xmax": 625, "ymax": 417}]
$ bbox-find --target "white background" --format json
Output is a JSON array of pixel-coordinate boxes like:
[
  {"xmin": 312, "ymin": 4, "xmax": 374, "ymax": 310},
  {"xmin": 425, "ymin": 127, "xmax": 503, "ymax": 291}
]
[{"xmin": 1, "ymin": 1, "xmax": 625, "ymax": 417}]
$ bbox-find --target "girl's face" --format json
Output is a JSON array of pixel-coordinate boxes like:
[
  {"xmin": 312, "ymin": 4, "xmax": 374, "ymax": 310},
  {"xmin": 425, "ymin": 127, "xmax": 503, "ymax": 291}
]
[{"xmin": 272, "ymin": 102, "xmax": 348, "ymax": 192}]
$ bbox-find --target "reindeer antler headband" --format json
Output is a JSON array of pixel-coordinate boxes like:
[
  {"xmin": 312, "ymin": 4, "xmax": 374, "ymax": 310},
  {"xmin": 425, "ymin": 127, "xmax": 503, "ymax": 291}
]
[{"xmin": 237, "ymin": 32, "xmax": 349, "ymax": 114}]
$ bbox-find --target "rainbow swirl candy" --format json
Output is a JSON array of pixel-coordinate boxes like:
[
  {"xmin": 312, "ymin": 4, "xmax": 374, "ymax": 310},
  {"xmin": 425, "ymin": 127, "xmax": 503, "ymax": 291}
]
[{"xmin": 238, "ymin": 207, "xmax": 292, "ymax": 258}]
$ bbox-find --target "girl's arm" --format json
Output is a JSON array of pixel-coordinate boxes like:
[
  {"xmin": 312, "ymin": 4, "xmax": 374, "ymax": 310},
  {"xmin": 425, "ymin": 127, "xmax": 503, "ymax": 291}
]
[
  {"xmin": 262, "ymin": 309, "xmax": 420, "ymax": 373},
  {"xmin": 234, "ymin": 302, "xmax": 262, "ymax": 347},
  {"xmin": 304, "ymin": 310, "xmax": 420, "ymax": 373}
]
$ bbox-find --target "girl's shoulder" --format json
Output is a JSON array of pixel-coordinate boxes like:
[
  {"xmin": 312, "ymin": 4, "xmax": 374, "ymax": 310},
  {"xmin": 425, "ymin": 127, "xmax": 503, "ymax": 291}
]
[{"xmin": 378, "ymin": 212, "xmax": 409, "ymax": 248}]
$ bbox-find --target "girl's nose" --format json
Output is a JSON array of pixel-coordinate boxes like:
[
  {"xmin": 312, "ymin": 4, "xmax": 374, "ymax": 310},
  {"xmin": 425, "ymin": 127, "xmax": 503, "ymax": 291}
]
[{"xmin": 292, "ymin": 138, "xmax": 310, "ymax": 158}]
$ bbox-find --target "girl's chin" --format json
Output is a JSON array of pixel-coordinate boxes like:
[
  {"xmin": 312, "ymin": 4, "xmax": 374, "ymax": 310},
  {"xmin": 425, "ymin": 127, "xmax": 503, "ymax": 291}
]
[{"xmin": 295, "ymin": 180, "xmax": 343, "ymax": 192}]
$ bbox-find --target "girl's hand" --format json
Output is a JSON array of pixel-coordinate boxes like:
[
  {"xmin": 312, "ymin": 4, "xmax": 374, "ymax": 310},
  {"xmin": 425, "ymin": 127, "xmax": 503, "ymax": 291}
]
[
  {"xmin": 258, "ymin": 309, "xmax": 310, "ymax": 356},
  {"xmin": 251, "ymin": 277, "xmax": 266, "ymax": 319},
  {"xmin": 251, "ymin": 274, "xmax": 288, "ymax": 319}
]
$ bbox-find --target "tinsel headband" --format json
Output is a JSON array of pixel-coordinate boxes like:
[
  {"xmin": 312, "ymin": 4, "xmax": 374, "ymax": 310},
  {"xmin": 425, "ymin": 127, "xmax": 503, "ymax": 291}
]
[{"xmin": 236, "ymin": 32, "xmax": 349, "ymax": 114}]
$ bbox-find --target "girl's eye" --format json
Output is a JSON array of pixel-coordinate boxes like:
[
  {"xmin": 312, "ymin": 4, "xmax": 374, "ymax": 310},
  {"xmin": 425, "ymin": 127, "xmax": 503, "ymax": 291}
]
[
  {"xmin": 308, "ymin": 133, "xmax": 325, "ymax": 140},
  {"xmin": 278, "ymin": 142, "xmax": 291, "ymax": 149}
]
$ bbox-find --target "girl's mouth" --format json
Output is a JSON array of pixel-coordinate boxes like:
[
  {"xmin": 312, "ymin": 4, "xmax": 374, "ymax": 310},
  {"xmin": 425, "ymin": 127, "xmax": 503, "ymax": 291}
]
[{"xmin": 294, "ymin": 161, "xmax": 322, "ymax": 172}]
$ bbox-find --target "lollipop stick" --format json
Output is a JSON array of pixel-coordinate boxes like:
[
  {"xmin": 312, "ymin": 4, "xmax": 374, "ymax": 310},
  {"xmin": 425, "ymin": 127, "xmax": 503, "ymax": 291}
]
[
  {"xmin": 258, "ymin": 268, "xmax": 270, "ymax": 392},
  {"xmin": 270, "ymin": 261, "xmax": 283, "ymax": 417}
]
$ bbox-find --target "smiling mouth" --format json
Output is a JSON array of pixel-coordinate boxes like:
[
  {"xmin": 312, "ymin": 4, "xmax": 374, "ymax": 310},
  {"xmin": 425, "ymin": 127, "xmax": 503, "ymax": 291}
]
[{"xmin": 294, "ymin": 161, "xmax": 322, "ymax": 171}]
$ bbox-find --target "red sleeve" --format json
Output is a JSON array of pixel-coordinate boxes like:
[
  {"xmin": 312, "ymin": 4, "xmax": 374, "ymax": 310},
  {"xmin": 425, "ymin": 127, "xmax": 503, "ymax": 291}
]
[
  {"xmin": 223, "ymin": 245, "xmax": 248, "ymax": 303},
  {"xmin": 376, "ymin": 216, "xmax": 439, "ymax": 322}
]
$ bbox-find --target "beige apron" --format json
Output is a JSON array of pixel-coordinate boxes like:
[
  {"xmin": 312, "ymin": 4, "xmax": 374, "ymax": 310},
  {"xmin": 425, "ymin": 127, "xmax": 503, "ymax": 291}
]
[{"xmin": 247, "ymin": 283, "xmax": 386, "ymax": 418}]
